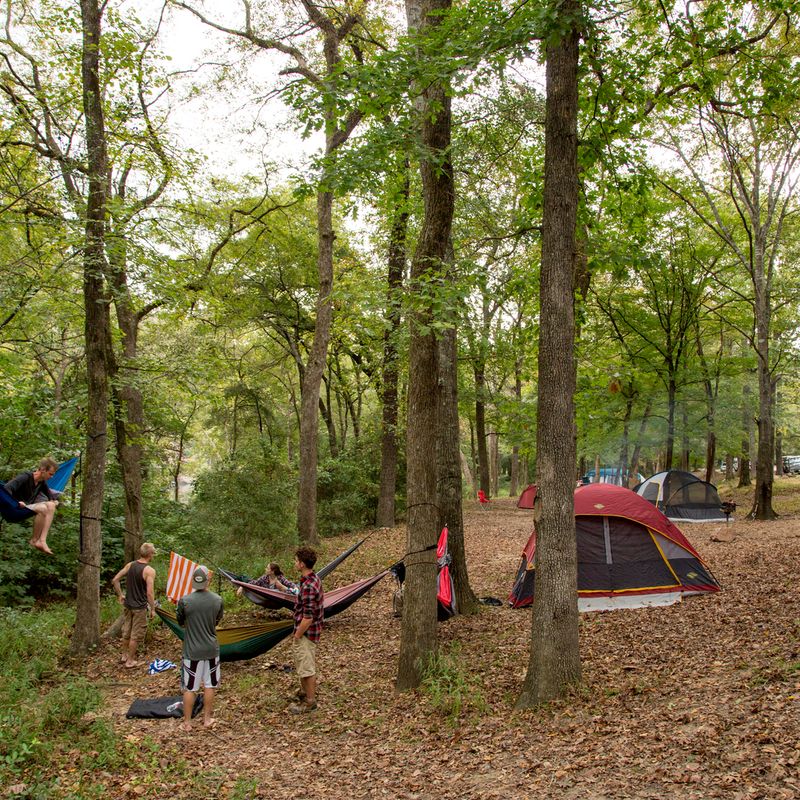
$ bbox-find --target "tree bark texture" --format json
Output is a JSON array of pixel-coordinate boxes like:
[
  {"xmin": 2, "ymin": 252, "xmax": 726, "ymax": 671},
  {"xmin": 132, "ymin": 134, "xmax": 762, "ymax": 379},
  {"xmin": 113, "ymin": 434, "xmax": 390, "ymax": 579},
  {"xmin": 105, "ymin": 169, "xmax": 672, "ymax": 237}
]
[
  {"xmin": 105, "ymin": 240, "xmax": 144, "ymax": 562},
  {"xmin": 518, "ymin": 0, "xmax": 582, "ymax": 706},
  {"xmin": 437, "ymin": 325, "xmax": 478, "ymax": 614},
  {"xmin": 739, "ymin": 383, "xmax": 752, "ymax": 487},
  {"xmin": 750, "ymin": 277, "xmax": 777, "ymax": 518},
  {"xmin": 397, "ymin": 0, "xmax": 454, "ymax": 692},
  {"xmin": 377, "ymin": 164, "xmax": 410, "ymax": 528},
  {"xmin": 474, "ymin": 363, "xmax": 490, "ymax": 495},
  {"xmin": 72, "ymin": 0, "xmax": 109, "ymax": 655},
  {"xmin": 297, "ymin": 189, "xmax": 335, "ymax": 545}
]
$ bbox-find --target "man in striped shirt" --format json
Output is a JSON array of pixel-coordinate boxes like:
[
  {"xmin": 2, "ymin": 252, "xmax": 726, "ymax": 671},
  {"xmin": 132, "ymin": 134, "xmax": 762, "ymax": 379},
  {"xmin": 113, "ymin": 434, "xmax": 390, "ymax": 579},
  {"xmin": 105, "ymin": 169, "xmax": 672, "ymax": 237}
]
[{"xmin": 289, "ymin": 547, "xmax": 324, "ymax": 714}]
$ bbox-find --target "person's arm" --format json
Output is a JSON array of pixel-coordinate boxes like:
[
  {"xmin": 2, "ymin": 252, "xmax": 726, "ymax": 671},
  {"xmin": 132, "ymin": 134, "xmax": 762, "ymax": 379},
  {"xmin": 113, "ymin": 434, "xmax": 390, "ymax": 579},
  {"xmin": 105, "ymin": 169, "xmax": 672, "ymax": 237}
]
[
  {"xmin": 293, "ymin": 584, "xmax": 313, "ymax": 639},
  {"xmin": 144, "ymin": 566, "xmax": 156, "ymax": 618},
  {"xmin": 176, "ymin": 597, "xmax": 186, "ymax": 626},
  {"xmin": 294, "ymin": 616, "xmax": 313, "ymax": 639},
  {"xmin": 111, "ymin": 562, "xmax": 131, "ymax": 605},
  {"xmin": 216, "ymin": 597, "xmax": 224, "ymax": 625}
]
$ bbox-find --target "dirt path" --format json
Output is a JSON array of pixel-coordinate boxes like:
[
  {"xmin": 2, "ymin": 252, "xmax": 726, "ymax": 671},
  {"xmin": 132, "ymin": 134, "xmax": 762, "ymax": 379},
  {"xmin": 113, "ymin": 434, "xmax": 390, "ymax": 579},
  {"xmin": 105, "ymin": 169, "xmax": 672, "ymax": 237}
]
[{"xmin": 84, "ymin": 498, "xmax": 799, "ymax": 799}]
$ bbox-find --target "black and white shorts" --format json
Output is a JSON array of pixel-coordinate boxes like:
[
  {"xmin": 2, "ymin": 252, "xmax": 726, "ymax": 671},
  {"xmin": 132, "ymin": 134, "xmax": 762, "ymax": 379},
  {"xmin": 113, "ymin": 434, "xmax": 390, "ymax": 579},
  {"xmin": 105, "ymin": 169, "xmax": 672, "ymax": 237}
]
[{"xmin": 181, "ymin": 657, "xmax": 221, "ymax": 691}]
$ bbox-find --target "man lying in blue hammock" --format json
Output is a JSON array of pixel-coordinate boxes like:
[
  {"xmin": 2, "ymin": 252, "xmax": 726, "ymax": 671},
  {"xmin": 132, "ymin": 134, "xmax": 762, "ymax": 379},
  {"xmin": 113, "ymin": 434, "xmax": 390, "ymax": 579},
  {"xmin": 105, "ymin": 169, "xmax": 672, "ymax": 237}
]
[{"xmin": 3, "ymin": 457, "xmax": 60, "ymax": 554}]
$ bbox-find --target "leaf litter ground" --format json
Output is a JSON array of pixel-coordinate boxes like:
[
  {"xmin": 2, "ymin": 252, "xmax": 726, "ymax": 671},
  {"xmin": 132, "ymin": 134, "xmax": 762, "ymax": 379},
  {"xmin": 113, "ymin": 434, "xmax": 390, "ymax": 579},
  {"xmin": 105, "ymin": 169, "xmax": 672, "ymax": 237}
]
[{"xmin": 69, "ymin": 492, "xmax": 799, "ymax": 799}]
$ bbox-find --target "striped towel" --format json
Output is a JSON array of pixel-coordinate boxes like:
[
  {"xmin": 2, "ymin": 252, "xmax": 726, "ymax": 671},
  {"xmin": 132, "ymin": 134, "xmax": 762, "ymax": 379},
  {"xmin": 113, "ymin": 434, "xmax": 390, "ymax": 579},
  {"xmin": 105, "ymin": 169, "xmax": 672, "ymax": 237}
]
[
  {"xmin": 148, "ymin": 659, "xmax": 176, "ymax": 674},
  {"xmin": 166, "ymin": 552, "xmax": 213, "ymax": 603}
]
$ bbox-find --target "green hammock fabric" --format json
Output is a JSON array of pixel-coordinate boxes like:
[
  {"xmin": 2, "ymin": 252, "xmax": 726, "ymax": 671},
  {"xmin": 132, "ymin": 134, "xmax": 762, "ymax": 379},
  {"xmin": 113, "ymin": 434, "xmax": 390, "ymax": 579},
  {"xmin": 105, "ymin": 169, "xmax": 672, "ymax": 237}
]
[{"xmin": 156, "ymin": 607, "xmax": 293, "ymax": 663}]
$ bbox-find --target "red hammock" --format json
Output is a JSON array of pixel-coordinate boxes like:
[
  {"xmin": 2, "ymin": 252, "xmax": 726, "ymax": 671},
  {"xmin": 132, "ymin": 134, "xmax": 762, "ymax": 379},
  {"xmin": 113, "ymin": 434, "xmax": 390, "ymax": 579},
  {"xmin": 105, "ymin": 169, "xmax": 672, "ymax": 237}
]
[{"xmin": 230, "ymin": 569, "xmax": 391, "ymax": 619}]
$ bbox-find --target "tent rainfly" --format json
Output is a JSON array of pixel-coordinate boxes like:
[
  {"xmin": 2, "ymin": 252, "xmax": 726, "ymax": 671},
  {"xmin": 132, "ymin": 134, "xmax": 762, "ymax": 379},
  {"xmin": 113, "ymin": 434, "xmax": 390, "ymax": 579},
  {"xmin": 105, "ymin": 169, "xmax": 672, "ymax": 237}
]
[
  {"xmin": 511, "ymin": 483, "xmax": 721, "ymax": 611},
  {"xmin": 634, "ymin": 469, "xmax": 729, "ymax": 523}
]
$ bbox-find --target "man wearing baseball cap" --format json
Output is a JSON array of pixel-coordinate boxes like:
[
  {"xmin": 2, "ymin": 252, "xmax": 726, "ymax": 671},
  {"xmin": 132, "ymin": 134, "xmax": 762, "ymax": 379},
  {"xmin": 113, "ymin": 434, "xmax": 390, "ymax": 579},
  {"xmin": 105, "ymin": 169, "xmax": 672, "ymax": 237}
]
[{"xmin": 176, "ymin": 565, "xmax": 224, "ymax": 731}]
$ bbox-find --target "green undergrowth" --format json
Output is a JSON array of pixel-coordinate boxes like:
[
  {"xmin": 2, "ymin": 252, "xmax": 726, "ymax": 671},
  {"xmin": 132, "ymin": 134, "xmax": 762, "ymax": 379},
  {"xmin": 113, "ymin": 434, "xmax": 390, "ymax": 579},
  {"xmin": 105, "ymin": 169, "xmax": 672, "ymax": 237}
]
[
  {"xmin": 421, "ymin": 642, "xmax": 487, "ymax": 724},
  {"xmin": 0, "ymin": 601, "xmax": 211, "ymax": 797}
]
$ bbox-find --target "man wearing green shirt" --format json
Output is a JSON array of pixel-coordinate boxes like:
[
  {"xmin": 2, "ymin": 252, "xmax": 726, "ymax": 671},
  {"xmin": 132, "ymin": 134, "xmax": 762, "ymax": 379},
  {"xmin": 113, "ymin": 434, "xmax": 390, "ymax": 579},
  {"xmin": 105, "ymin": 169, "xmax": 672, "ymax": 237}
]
[{"xmin": 176, "ymin": 566, "xmax": 224, "ymax": 731}]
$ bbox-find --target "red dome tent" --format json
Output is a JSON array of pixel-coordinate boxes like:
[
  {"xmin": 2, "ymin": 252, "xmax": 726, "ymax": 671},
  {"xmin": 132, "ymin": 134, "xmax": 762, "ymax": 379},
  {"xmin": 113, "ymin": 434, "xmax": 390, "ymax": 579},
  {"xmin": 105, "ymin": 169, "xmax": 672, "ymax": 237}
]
[{"xmin": 510, "ymin": 483, "xmax": 720, "ymax": 611}]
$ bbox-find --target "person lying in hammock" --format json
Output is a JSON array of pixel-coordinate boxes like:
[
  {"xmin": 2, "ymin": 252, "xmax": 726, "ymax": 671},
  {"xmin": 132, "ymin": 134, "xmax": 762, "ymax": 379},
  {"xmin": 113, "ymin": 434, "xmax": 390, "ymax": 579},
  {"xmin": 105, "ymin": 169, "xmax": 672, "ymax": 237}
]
[
  {"xmin": 236, "ymin": 562, "xmax": 298, "ymax": 597},
  {"xmin": 4, "ymin": 457, "xmax": 60, "ymax": 555}
]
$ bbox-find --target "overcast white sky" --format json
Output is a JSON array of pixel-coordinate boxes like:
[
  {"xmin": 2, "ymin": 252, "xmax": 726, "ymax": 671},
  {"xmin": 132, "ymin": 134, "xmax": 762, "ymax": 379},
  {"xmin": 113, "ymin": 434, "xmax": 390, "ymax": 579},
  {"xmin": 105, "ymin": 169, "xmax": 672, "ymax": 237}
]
[{"xmin": 130, "ymin": 0, "xmax": 322, "ymax": 183}]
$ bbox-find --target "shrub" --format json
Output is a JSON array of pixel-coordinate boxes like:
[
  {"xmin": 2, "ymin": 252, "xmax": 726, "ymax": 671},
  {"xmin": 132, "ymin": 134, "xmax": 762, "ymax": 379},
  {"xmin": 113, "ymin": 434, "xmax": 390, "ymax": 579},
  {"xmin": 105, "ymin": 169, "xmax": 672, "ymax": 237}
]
[
  {"xmin": 316, "ymin": 442, "xmax": 380, "ymax": 536},
  {"xmin": 187, "ymin": 442, "xmax": 297, "ymax": 563}
]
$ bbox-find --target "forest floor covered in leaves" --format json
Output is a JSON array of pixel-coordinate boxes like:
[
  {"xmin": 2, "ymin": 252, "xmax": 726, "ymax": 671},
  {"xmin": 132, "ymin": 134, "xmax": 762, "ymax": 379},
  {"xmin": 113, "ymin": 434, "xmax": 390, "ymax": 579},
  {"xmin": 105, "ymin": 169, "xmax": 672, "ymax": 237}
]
[{"xmin": 40, "ymin": 481, "xmax": 800, "ymax": 799}]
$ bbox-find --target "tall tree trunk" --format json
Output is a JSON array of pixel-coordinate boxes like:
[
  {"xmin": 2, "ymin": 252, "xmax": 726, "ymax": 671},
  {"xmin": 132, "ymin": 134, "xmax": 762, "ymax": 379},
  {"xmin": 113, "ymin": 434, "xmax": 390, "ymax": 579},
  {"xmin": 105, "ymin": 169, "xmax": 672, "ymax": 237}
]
[
  {"xmin": 509, "ymin": 363, "xmax": 522, "ymax": 497},
  {"xmin": 297, "ymin": 188, "xmax": 335, "ymax": 545},
  {"xmin": 629, "ymin": 399, "xmax": 652, "ymax": 479},
  {"xmin": 295, "ymin": 1, "xmax": 363, "ymax": 544},
  {"xmin": 679, "ymin": 403, "xmax": 690, "ymax": 471},
  {"xmin": 489, "ymin": 431, "xmax": 499, "ymax": 496},
  {"xmin": 664, "ymin": 375, "xmax": 676, "ymax": 469},
  {"xmin": 397, "ymin": 0, "xmax": 453, "ymax": 692},
  {"xmin": 695, "ymin": 321, "xmax": 717, "ymax": 483},
  {"xmin": 618, "ymin": 393, "xmax": 633, "ymax": 483},
  {"xmin": 517, "ymin": 0, "xmax": 581, "ymax": 706},
  {"xmin": 438, "ymin": 324, "xmax": 478, "ymax": 615},
  {"xmin": 750, "ymin": 269, "xmax": 777, "ymax": 517},
  {"xmin": 377, "ymin": 163, "xmax": 409, "ymax": 528},
  {"xmin": 105, "ymin": 242, "xmax": 144, "ymax": 563},
  {"xmin": 474, "ymin": 364, "xmax": 490, "ymax": 495},
  {"xmin": 738, "ymin": 383, "xmax": 752, "ymax": 487},
  {"xmin": 72, "ymin": 0, "xmax": 109, "ymax": 655}
]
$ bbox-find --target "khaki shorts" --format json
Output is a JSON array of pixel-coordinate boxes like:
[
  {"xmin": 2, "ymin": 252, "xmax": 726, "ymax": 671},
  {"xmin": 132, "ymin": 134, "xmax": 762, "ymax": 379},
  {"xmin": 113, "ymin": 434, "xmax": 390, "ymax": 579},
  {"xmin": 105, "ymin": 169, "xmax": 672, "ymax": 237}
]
[
  {"xmin": 122, "ymin": 607, "xmax": 148, "ymax": 642},
  {"xmin": 293, "ymin": 635, "xmax": 317, "ymax": 678}
]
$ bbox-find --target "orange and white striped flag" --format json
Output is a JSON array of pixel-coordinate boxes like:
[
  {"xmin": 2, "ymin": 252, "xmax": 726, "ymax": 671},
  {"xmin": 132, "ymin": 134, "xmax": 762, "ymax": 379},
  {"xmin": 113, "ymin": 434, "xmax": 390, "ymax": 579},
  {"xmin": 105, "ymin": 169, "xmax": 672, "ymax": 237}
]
[{"xmin": 166, "ymin": 552, "xmax": 213, "ymax": 603}]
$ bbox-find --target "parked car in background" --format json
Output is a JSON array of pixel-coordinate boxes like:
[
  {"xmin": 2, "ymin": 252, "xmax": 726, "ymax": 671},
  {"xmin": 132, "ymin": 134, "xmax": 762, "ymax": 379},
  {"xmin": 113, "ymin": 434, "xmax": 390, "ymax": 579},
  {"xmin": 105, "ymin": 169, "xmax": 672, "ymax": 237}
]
[{"xmin": 783, "ymin": 455, "xmax": 800, "ymax": 475}]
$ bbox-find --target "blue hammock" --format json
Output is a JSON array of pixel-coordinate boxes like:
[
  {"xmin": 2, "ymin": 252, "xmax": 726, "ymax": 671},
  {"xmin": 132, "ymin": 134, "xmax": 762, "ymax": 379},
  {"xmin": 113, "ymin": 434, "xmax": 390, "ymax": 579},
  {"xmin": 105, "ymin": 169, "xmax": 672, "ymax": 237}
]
[{"xmin": 0, "ymin": 457, "xmax": 78, "ymax": 524}]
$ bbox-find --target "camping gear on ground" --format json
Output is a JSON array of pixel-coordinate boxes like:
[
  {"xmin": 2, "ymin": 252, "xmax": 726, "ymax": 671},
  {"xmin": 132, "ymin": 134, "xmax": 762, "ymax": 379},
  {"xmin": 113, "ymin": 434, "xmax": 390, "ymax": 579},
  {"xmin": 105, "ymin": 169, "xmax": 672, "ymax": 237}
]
[
  {"xmin": 156, "ymin": 607, "xmax": 294, "ymax": 662},
  {"xmin": 510, "ymin": 483, "xmax": 721, "ymax": 611},
  {"xmin": 477, "ymin": 489, "xmax": 490, "ymax": 510},
  {"xmin": 220, "ymin": 536, "xmax": 370, "ymax": 610},
  {"xmin": 147, "ymin": 659, "xmax": 177, "ymax": 674},
  {"xmin": 633, "ymin": 469, "xmax": 730, "ymax": 522},
  {"xmin": 0, "ymin": 457, "xmax": 78, "ymax": 524},
  {"xmin": 126, "ymin": 694, "xmax": 204, "ymax": 719},
  {"xmin": 391, "ymin": 526, "xmax": 456, "ymax": 621}
]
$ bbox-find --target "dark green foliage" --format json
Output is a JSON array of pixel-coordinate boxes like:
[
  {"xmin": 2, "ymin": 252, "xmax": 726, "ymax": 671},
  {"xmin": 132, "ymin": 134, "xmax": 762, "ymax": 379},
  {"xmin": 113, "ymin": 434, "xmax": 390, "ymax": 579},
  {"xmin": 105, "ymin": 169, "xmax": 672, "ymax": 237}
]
[
  {"xmin": 316, "ymin": 440, "xmax": 385, "ymax": 536},
  {"xmin": 188, "ymin": 442, "xmax": 297, "ymax": 562},
  {"xmin": 0, "ymin": 511, "xmax": 80, "ymax": 606}
]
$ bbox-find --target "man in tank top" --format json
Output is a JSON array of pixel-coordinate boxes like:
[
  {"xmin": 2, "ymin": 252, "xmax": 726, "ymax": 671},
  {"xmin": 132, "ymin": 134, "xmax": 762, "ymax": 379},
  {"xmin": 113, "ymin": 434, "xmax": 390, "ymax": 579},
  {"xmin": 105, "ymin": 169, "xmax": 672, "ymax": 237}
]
[{"xmin": 112, "ymin": 542, "xmax": 157, "ymax": 668}]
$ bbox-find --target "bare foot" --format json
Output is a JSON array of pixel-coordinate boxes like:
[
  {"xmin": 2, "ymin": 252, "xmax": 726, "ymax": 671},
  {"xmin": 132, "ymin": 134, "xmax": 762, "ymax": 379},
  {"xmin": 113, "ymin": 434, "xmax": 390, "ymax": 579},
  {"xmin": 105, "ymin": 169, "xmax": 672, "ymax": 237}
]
[
  {"xmin": 203, "ymin": 718, "xmax": 216, "ymax": 729},
  {"xmin": 181, "ymin": 721, "xmax": 192, "ymax": 732},
  {"xmin": 32, "ymin": 541, "xmax": 53, "ymax": 555},
  {"xmin": 124, "ymin": 661, "xmax": 140, "ymax": 669}
]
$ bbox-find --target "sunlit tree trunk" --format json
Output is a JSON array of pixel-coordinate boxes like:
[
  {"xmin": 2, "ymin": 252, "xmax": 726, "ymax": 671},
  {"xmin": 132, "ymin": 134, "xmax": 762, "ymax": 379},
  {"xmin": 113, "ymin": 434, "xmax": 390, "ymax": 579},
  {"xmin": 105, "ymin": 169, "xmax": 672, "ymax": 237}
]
[
  {"xmin": 397, "ymin": 0, "xmax": 453, "ymax": 691},
  {"xmin": 72, "ymin": 0, "xmax": 109, "ymax": 655},
  {"xmin": 517, "ymin": 0, "xmax": 581, "ymax": 707}
]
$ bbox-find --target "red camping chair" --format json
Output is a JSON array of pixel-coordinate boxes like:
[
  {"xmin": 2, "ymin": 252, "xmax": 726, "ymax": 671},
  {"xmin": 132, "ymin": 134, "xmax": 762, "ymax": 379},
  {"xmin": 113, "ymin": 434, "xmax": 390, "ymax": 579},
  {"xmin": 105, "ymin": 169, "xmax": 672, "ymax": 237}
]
[{"xmin": 477, "ymin": 489, "xmax": 490, "ymax": 511}]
